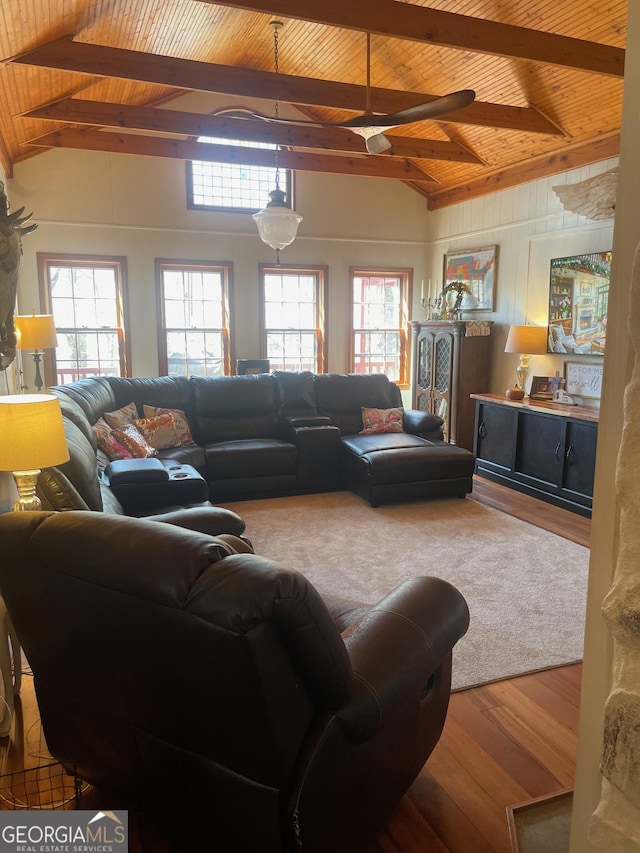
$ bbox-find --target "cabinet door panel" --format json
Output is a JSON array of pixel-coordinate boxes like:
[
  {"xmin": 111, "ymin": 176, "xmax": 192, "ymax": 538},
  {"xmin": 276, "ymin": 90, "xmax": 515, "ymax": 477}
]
[
  {"xmin": 516, "ymin": 412, "xmax": 564, "ymax": 486},
  {"xmin": 417, "ymin": 334, "xmax": 434, "ymax": 392},
  {"xmin": 476, "ymin": 404, "xmax": 517, "ymax": 469},
  {"xmin": 563, "ymin": 421, "xmax": 598, "ymax": 498}
]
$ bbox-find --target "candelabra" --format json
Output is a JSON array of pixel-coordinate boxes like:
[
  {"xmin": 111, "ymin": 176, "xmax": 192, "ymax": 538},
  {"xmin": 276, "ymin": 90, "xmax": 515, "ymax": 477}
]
[{"xmin": 421, "ymin": 296, "xmax": 432, "ymax": 319}]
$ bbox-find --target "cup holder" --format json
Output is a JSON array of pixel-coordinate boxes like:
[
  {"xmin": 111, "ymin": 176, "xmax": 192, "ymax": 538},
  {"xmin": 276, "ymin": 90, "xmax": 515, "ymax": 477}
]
[{"xmin": 173, "ymin": 473, "xmax": 188, "ymax": 479}]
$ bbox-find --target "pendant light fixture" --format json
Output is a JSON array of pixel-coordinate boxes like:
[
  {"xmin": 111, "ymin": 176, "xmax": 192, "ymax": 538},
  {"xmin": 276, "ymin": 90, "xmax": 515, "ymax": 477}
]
[{"xmin": 253, "ymin": 21, "xmax": 302, "ymax": 266}]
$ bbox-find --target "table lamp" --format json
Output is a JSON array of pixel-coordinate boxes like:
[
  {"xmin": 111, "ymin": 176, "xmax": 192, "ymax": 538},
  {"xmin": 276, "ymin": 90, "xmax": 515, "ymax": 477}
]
[
  {"xmin": 0, "ymin": 394, "xmax": 69, "ymax": 511},
  {"xmin": 14, "ymin": 312, "xmax": 58, "ymax": 392},
  {"xmin": 504, "ymin": 324, "xmax": 548, "ymax": 399}
]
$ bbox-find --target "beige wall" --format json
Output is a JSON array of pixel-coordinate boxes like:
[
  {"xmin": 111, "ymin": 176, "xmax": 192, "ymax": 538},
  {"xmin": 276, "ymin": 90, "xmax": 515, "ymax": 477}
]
[
  {"xmin": 426, "ymin": 165, "xmax": 616, "ymax": 403},
  {"xmin": 9, "ymin": 148, "xmax": 429, "ymax": 384}
]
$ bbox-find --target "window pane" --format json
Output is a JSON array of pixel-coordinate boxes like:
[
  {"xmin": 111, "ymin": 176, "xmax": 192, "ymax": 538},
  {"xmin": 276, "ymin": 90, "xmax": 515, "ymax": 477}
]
[
  {"xmin": 160, "ymin": 264, "xmax": 230, "ymax": 376},
  {"xmin": 94, "ymin": 268, "xmax": 117, "ymax": 298},
  {"xmin": 163, "ymin": 270, "xmax": 185, "ymax": 300},
  {"xmin": 190, "ymin": 138, "xmax": 292, "ymax": 211},
  {"xmin": 50, "ymin": 267, "xmax": 73, "ymax": 298},
  {"xmin": 262, "ymin": 270, "xmax": 323, "ymax": 373},
  {"xmin": 95, "ymin": 298, "xmax": 118, "ymax": 327},
  {"xmin": 45, "ymin": 259, "xmax": 126, "ymax": 384},
  {"xmin": 351, "ymin": 271, "xmax": 407, "ymax": 382}
]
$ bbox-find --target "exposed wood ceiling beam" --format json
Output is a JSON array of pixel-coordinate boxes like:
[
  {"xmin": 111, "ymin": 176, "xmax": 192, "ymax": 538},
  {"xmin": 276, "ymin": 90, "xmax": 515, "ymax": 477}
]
[
  {"xmin": 27, "ymin": 127, "xmax": 439, "ymax": 182},
  {"xmin": 23, "ymin": 98, "xmax": 483, "ymax": 163},
  {"xmin": 11, "ymin": 36, "xmax": 564, "ymax": 136},
  {"xmin": 204, "ymin": 0, "xmax": 625, "ymax": 78},
  {"xmin": 427, "ymin": 133, "xmax": 620, "ymax": 209}
]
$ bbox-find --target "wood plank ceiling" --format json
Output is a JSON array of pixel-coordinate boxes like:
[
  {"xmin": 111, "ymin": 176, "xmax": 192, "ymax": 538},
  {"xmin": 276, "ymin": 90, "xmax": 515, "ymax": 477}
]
[{"xmin": 0, "ymin": 0, "xmax": 627, "ymax": 209}]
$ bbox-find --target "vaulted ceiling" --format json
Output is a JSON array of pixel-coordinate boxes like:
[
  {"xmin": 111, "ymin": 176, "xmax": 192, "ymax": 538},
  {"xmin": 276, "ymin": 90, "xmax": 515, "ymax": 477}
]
[{"xmin": 0, "ymin": 0, "xmax": 627, "ymax": 209}]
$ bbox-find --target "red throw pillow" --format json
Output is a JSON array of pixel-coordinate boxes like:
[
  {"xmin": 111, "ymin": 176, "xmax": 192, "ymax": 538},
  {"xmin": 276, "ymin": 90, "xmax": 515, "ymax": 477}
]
[{"xmin": 360, "ymin": 407, "xmax": 404, "ymax": 435}]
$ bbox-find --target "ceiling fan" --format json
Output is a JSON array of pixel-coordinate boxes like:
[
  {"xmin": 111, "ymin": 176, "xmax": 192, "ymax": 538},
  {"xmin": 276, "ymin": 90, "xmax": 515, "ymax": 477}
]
[{"xmin": 259, "ymin": 27, "xmax": 476, "ymax": 154}]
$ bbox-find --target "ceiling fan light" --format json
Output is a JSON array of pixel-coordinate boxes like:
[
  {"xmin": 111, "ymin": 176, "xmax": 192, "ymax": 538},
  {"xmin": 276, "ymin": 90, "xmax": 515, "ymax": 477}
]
[
  {"xmin": 364, "ymin": 132, "xmax": 392, "ymax": 154},
  {"xmin": 253, "ymin": 187, "xmax": 303, "ymax": 251}
]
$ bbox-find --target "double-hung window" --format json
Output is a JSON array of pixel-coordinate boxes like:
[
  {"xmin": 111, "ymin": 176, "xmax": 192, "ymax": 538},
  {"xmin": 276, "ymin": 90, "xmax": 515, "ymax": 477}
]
[
  {"xmin": 37, "ymin": 253, "xmax": 129, "ymax": 386},
  {"xmin": 260, "ymin": 265, "xmax": 327, "ymax": 373},
  {"xmin": 351, "ymin": 268, "xmax": 411, "ymax": 385},
  {"xmin": 187, "ymin": 137, "xmax": 293, "ymax": 212},
  {"xmin": 156, "ymin": 260, "xmax": 232, "ymax": 377}
]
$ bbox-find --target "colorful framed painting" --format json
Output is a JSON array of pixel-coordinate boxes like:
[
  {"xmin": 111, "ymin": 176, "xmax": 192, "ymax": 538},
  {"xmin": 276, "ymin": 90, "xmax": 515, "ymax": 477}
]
[{"xmin": 443, "ymin": 245, "xmax": 498, "ymax": 311}]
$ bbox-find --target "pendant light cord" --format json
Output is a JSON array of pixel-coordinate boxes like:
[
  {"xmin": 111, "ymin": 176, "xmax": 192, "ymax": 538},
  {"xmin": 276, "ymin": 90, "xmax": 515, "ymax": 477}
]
[{"xmin": 272, "ymin": 21, "xmax": 282, "ymax": 190}]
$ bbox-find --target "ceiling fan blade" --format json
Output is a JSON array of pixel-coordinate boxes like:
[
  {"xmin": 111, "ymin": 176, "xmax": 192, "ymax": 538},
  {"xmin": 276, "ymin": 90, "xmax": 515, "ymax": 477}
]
[
  {"xmin": 255, "ymin": 89, "xmax": 475, "ymax": 134},
  {"xmin": 341, "ymin": 89, "xmax": 476, "ymax": 129}
]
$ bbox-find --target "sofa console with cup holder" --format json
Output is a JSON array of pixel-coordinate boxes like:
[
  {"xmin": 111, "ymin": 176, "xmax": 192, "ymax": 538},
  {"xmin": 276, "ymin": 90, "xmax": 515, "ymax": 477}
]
[
  {"xmin": 43, "ymin": 371, "xmax": 476, "ymax": 509},
  {"xmin": 104, "ymin": 458, "xmax": 209, "ymax": 515}
]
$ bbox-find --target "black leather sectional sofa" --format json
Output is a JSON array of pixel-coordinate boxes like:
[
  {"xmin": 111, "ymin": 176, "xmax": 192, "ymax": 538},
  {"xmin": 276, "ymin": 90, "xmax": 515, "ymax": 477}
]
[{"xmin": 43, "ymin": 370, "xmax": 476, "ymax": 510}]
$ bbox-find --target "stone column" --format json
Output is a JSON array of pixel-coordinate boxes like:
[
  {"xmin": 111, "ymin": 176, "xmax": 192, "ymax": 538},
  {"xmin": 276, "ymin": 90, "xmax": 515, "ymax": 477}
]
[{"xmin": 589, "ymin": 241, "xmax": 640, "ymax": 850}]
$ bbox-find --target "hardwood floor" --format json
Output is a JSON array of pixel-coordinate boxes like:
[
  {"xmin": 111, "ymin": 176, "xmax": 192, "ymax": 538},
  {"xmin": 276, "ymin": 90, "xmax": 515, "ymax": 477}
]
[
  {"xmin": 0, "ymin": 478, "xmax": 589, "ymax": 852},
  {"xmin": 468, "ymin": 474, "xmax": 590, "ymax": 549},
  {"xmin": 371, "ymin": 476, "xmax": 588, "ymax": 853}
]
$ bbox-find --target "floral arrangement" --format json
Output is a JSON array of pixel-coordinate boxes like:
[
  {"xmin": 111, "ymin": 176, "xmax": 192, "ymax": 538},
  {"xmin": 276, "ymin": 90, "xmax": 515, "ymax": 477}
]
[{"xmin": 558, "ymin": 295, "xmax": 572, "ymax": 318}]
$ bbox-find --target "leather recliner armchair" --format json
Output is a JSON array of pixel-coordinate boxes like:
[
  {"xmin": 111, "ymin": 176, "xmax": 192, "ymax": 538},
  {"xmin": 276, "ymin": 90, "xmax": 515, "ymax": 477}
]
[{"xmin": 0, "ymin": 511, "xmax": 469, "ymax": 853}]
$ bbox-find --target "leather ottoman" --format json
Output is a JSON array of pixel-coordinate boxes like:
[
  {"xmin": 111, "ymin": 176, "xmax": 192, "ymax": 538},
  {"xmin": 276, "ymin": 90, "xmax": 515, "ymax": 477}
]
[{"xmin": 340, "ymin": 433, "xmax": 476, "ymax": 507}]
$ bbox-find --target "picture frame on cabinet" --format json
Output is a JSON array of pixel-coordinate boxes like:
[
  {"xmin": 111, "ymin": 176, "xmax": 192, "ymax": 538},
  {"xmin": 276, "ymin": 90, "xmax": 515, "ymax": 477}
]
[
  {"xmin": 237, "ymin": 359, "xmax": 270, "ymax": 375},
  {"xmin": 529, "ymin": 376, "xmax": 554, "ymax": 400},
  {"xmin": 443, "ymin": 245, "xmax": 497, "ymax": 311},
  {"xmin": 564, "ymin": 361, "xmax": 604, "ymax": 400}
]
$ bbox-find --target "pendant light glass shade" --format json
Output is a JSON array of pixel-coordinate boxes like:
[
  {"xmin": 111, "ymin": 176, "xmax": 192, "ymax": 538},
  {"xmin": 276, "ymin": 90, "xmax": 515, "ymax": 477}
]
[
  {"xmin": 253, "ymin": 187, "xmax": 302, "ymax": 254},
  {"xmin": 254, "ymin": 21, "xmax": 302, "ymax": 265}
]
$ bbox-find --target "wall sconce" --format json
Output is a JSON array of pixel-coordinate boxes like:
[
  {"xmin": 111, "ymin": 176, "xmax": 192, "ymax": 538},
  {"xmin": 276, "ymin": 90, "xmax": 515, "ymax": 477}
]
[
  {"xmin": 504, "ymin": 324, "xmax": 548, "ymax": 399},
  {"xmin": 14, "ymin": 312, "xmax": 58, "ymax": 392},
  {"xmin": 0, "ymin": 394, "xmax": 69, "ymax": 511}
]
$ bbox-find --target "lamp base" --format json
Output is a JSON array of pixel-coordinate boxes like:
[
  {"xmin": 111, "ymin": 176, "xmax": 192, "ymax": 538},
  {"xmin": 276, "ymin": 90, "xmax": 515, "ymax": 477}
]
[{"xmin": 12, "ymin": 469, "xmax": 43, "ymax": 512}]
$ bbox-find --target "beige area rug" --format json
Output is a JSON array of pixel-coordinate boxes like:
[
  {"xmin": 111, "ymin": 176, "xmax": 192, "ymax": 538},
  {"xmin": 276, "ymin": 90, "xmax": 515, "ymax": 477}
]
[{"xmin": 220, "ymin": 492, "xmax": 590, "ymax": 691}]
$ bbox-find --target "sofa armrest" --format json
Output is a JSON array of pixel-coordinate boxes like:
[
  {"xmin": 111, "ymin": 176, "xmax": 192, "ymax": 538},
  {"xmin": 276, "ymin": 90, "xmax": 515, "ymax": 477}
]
[
  {"xmin": 403, "ymin": 409, "xmax": 444, "ymax": 438},
  {"xmin": 279, "ymin": 415, "xmax": 333, "ymax": 437},
  {"xmin": 143, "ymin": 505, "xmax": 247, "ymax": 537},
  {"xmin": 288, "ymin": 424, "xmax": 342, "ymax": 491},
  {"xmin": 336, "ymin": 576, "xmax": 469, "ymax": 743},
  {"xmin": 37, "ymin": 467, "xmax": 91, "ymax": 511}
]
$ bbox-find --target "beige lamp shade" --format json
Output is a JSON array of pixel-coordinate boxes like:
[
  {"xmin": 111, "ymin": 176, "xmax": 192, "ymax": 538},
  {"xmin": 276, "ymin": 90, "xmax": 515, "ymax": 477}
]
[
  {"xmin": 504, "ymin": 324, "xmax": 548, "ymax": 355},
  {"xmin": 14, "ymin": 313, "xmax": 58, "ymax": 351},
  {"xmin": 0, "ymin": 395, "xmax": 69, "ymax": 471}
]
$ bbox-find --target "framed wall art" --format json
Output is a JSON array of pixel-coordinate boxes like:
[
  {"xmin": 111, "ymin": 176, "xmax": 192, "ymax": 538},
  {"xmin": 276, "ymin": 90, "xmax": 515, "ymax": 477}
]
[
  {"xmin": 443, "ymin": 245, "xmax": 497, "ymax": 311},
  {"xmin": 547, "ymin": 251, "xmax": 611, "ymax": 357},
  {"xmin": 564, "ymin": 361, "xmax": 604, "ymax": 400}
]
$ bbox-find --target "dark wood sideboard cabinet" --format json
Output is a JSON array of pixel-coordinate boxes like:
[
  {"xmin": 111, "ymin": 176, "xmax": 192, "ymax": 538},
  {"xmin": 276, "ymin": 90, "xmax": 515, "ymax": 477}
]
[
  {"xmin": 471, "ymin": 393, "xmax": 599, "ymax": 517},
  {"xmin": 412, "ymin": 321, "xmax": 492, "ymax": 451}
]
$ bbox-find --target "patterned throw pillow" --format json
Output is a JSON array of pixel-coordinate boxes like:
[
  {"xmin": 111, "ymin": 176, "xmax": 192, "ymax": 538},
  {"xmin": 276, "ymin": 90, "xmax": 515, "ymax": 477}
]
[
  {"xmin": 360, "ymin": 407, "xmax": 404, "ymax": 435},
  {"xmin": 142, "ymin": 406, "xmax": 195, "ymax": 445},
  {"xmin": 103, "ymin": 401, "xmax": 138, "ymax": 429},
  {"xmin": 93, "ymin": 417, "xmax": 134, "ymax": 462},
  {"xmin": 134, "ymin": 414, "xmax": 182, "ymax": 450},
  {"xmin": 111, "ymin": 423, "xmax": 158, "ymax": 458}
]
